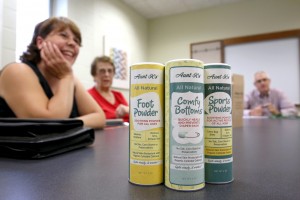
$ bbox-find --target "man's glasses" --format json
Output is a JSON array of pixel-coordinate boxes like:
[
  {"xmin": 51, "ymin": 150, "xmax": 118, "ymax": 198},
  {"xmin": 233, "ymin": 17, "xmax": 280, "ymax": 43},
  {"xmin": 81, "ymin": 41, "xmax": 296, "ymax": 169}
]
[{"xmin": 255, "ymin": 78, "xmax": 268, "ymax": 84}]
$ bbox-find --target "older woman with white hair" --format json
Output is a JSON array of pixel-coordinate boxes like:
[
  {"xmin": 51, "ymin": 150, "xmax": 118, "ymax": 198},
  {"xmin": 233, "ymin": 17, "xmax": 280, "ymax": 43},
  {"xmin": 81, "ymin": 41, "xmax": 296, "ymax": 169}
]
[{"xmin": 88, "ymin": 56, "xmax": 129, "ymax": 122}]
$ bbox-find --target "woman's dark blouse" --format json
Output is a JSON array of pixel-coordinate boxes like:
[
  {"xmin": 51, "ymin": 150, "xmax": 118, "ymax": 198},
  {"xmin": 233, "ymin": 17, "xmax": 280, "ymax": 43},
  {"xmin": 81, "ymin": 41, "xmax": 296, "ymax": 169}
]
[{"xmin": 0, "ymin": 62, "xmax": 79, "ymax": 118}]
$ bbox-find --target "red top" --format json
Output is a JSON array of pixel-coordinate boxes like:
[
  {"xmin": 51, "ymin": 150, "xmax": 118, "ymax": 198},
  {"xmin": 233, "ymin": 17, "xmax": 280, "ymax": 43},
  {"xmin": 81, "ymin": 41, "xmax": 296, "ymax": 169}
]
[{"xmin": 88, "ymin": 87, "xmax": 129, "ymax": 122}]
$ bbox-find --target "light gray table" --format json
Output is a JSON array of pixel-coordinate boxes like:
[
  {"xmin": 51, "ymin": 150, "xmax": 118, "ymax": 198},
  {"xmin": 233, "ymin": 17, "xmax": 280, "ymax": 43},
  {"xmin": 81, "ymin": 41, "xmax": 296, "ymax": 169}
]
[{"xmin": 1, "ymin": 119, "xmax": 300, "ymax": 200}]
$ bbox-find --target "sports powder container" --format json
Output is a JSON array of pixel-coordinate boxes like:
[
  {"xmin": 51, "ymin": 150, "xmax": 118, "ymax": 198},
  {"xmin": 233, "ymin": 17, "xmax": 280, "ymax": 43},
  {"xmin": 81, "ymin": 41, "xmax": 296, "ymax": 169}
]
[
  {"xmin": 204, "ymin": 63, "xmax": 233, "ymax": 184},
  {"xmin": 165, "ymin": 59, "xmax": 205, "ymax": 191},
  {"xmin": 129, "ymin": 62, "xmax": 164, "ymax": 185}
]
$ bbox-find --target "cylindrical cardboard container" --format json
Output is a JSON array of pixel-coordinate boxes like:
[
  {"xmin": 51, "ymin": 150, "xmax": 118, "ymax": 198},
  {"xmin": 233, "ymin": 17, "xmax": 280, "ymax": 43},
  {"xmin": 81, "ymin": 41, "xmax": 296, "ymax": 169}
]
[
  {"xmin": 129, "ymin": 62, "xmax": 164, "ymax": 185},
  {"xmin": 165, "ymin": 59, "xmax": 205, "ymax": 191},
  {"xmin": 204, "ymin": 63, "xmax": 233, "ymax": 184}
]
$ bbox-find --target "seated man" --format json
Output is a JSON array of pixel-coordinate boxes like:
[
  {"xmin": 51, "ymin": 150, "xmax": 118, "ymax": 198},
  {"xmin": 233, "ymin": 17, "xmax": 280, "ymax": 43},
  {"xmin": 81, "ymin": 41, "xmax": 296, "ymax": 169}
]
[{"xmin": 244, "ymin": 71, "xmax": 296, "ymax": 117}]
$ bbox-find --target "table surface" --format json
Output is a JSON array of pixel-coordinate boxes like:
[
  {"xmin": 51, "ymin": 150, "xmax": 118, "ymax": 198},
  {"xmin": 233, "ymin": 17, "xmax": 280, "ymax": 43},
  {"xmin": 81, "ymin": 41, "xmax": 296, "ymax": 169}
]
[{"xmin": 1, "ymin": 119, "xmax": 300, "ymax": 200}]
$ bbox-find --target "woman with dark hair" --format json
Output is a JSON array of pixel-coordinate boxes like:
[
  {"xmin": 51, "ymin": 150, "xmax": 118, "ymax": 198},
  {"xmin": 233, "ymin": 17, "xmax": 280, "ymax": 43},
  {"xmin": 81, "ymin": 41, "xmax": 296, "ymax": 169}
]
[
  {"xmin": 0, "ymin": 17, "xmax": 105, "ymax": 129},
  {"xmin": 88, "ymin": 56, "xmax": 129, "ymax": 122}
]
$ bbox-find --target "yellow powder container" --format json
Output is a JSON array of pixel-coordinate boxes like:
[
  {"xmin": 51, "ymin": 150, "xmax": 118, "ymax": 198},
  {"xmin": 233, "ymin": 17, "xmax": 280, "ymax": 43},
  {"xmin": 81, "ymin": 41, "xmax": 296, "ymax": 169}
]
[
  {"xmin": 204, "ymin": 63, "xmax": 233, "ymax": 184},
  {"xmin": 129, "ymin": 62, "xmax": 164, "ymax": 185},
  {"xmin": 165, "ymin": 59, "xmax": 205, "ymax": 191}
]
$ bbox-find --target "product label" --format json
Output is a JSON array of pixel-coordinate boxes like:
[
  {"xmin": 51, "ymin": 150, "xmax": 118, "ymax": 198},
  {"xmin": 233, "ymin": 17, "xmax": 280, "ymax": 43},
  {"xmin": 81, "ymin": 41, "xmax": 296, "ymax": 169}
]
[
  {"xmin": 204, "ymin": 66, "xmax": 233, "ymax": 183},
  {"xmin": 131, "ymin": 92, "xmax": 162, "ymax": 131},
  {"xmin": 131, "ymin": 69, "xmax": 163, "ymax": 84},
  {"xmin": 169, "ymin": 66, "xmax": 204, "ymax": 186},
  {"xmin": 129, "ymin": 66, "xmax": 164, "ymax": 185}
]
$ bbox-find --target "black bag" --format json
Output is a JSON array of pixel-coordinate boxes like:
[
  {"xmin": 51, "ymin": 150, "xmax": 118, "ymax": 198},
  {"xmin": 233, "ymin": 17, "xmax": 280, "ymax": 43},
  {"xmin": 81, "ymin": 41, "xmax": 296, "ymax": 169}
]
[{"xmin": 0, "ymin": 118, "xmax": 95, "ymax": 159}]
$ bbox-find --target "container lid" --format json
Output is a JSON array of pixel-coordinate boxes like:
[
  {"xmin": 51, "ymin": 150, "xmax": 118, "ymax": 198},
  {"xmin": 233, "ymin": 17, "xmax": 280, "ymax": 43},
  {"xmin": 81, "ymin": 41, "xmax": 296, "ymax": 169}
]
[
  {"xmin": 165, "ymin": 58, "xmax": 204, "ymax": 64},
  {"xmin": 204, "ymin": 63, "xmax": 231, "ymax": 69},
  {"xmin": 204, "ymin": 63, "xmax": 230, "ymax": 66},
  {"xmin": 130, "ymin": 62, "xmax": 164, "ymax": 67}
]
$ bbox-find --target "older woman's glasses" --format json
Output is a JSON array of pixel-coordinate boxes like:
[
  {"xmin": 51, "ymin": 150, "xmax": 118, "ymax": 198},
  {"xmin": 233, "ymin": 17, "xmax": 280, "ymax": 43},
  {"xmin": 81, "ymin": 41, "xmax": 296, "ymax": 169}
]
[
  {"xmin": 255, "ymin": 78, "xmax": 268, "ymax": 84},
  {"xmin": 98, "ymin": 68, "xmax": 114, "ymax": 75}
]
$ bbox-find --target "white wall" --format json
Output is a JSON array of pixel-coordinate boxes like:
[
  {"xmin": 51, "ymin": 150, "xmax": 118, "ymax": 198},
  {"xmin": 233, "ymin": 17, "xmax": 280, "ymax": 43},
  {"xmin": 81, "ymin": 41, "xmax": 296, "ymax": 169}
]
[
  {"xmin": 16, "ymin": 0, "xmax": 50, "ymax": 63},
  {"xmin": 0, "ymin": 0, "xmax": 16, "ymax": 69},
  {"xmin": 0, "ymin": 0, "xmax": 3, "ymax": 66},
  {"xmin": 148, "ymin": 0, "xmax": 300, "ymax": 63},
  {"xmin": 65, "ymin": 0, "xmax": 148, "ymax": 99}
]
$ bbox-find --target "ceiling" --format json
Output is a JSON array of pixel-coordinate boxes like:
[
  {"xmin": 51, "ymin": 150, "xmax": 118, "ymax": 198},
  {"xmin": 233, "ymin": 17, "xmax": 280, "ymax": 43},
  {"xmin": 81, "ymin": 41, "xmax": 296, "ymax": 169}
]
[{"xmin": 121, "ymin": 0, "xmax": 250, "ymax": 19}]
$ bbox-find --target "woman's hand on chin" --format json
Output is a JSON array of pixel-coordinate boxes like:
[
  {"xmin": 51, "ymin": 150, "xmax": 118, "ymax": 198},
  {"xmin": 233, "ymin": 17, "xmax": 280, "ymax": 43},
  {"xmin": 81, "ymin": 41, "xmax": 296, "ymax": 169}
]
[{"xmin": 40, "ymin": 41, "xmax": 73, "ymax": 79}]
